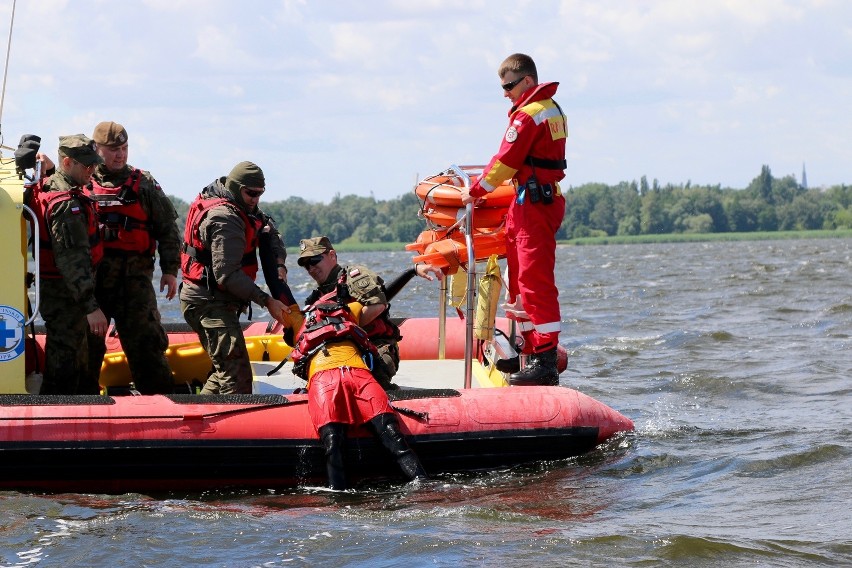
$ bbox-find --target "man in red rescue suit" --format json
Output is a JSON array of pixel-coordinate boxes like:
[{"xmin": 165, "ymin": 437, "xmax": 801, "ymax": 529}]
[
  {"xmin": 299, "ymin": 236, "xmax": 402, "ymax": 390},
  {"xmin": 85, "ymin": 122, "xmax": 180, "ymax": 394},
  {"xmin": 30, "ymin": 135, "xmax": 109, "ymax": 394},
  {"xmin": 180, "ymin": 161, "xmax": 292, "ymax": 394},
  {"xmin": 289, "ymin": 273, "xmax": 427, "ymax": 490},
  {"xmin": 461, "ymin": 53, "xmax": 567, "ymax": 386}
]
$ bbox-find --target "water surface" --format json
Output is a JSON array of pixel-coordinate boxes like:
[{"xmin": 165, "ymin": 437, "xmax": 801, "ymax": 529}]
[{"xmin": 4, "ymin": 239, "xmax": 850, "ymax": 567}]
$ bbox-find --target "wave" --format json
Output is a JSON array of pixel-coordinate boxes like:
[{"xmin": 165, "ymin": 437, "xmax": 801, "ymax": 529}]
[{"xmin": 736, "ymin": 443, "xmax": 850, "ymax": 478}]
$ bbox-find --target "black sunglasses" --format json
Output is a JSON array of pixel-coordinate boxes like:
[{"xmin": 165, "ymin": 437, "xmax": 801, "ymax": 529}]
[
  {"xmin": 74, "ymin": 159, "xmax": 97, "ymax": 170},
  {"xmin": 243, "ymin": 187, "xmax": 264, "ymax": 198},
  {"xmin": 501, "ymin": 76, "xmax": 526, "ymax": 92},
  {"xmin": 298, "ymin": 254, "xmax": 325, "ymax": 268}
]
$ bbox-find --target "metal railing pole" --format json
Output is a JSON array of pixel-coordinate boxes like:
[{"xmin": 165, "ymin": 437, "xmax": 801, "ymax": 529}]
[{"xmin": 448, "ymin": 165, "xmax": 476, "ymax": 388}]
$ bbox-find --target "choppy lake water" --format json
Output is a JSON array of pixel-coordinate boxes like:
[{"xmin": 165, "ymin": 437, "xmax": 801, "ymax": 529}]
[{"xmin": 4, "ymin": 238, "xmax": 850, "ymax": 567}]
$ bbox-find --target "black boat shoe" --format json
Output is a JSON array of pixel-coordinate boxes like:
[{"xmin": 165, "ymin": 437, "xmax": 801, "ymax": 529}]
[{"xmin": 508, "ymin": 348, "xmax": 560, "ymax": 386}]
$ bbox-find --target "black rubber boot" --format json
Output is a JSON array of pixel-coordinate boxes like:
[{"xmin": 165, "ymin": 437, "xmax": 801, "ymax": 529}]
[
  {"xmin": 495, "ymin": 355, "xmax": 520, "ymax": 373},
  {"xmin": 369, "ymin": 413, "xmax": 428, "ymax": 482},
  {"xmin": 318, "ymin": 423, "xmax": 348, "ymax": 490},
  {"xmin": 508, "ymin": 348, "xmax": 559, "ymax": 386}
]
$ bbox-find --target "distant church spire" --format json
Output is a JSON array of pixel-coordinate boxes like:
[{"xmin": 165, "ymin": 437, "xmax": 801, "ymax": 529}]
[{"xmin": 801, "ymin": 162, "xmax": 808, "ymax": 190}]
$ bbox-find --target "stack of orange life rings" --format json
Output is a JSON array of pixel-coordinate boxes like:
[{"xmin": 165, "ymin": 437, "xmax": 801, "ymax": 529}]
[
  {"xmin": 407, "ymin": 172, "xmax": 514, "ymax": 274},
  {"xmin": 414, "ymin": 174, "xmax": 516, "ymax": 209}
]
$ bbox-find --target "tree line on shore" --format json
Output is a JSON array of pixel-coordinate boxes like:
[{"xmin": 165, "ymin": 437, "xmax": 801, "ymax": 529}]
[{"xmin": 169, "ymin": 165, "xmax": 852, "ymax": 247}]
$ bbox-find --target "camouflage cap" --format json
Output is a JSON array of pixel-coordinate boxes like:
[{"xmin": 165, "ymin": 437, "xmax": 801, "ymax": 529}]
[
  {"xmin": 92, "ymin": 121, "xmax": 128, "ymax": 147},
  {"xmin": 58, "ymin": 134, "xmax": 103, "ymax": 166},
  {"xmin": 298, "ymin": 236, "xmax": 333, "ymax": 263}
]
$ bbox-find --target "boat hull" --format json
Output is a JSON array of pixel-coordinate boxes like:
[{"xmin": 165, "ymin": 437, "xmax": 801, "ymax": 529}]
[{"xmin": 0, "ymin": 386, "xmax": 633, "ymax": 492}]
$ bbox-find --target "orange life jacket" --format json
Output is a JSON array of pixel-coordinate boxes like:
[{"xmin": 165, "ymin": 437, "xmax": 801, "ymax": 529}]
[
  {"xmin": 290, "ymin": 287, "xmax": 378, "ymax": 381},
  {"xmin": 305, "ymin": 268, "xmax": 402, "ymax": 342},
  {"xmin": 31, "ymin": 181, "xmax": 102, "ymax": 279},
  {"xmin": 180, "ymin": 196, "xmax": 261, "ymax": 289},
  {"xmin": 87, "ymin": 169, "xmax": 155, "ymax": 255}
]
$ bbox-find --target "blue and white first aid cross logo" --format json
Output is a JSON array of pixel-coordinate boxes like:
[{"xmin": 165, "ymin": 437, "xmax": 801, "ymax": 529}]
[{"xmin": 0, "ymin": 305, "xmax": 26, "ymax": 362}]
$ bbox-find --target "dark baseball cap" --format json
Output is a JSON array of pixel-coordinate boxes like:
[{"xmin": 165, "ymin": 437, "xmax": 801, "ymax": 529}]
[{"xmin": 58, "ymin": 134, "xmax": 103, "ymax": 166}]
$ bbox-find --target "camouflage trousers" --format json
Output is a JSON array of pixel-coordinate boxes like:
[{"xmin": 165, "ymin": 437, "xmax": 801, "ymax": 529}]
[
  {"xmin": 87, "ymin": 256, "xmax": 173, "ymax": 395},
  {"xmin": 181, "ymin": 299, "xmax": 253, "ymax": 395},
  {"xmin": 370, "ymin": 339, "xmax": 400, "ymax": 390},
  {"xmin": 39, "ymin": 279, "xmax": 100, "ymax": 395}
]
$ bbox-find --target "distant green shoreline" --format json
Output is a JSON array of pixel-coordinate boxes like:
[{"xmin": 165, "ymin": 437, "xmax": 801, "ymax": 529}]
[
  {"xmin": 564, "ymin": 229, "xmax": 852, "ymax": 245},
  {"xmin": 287, "ymin": 229, "xmax": 852, "ymax": 254}
]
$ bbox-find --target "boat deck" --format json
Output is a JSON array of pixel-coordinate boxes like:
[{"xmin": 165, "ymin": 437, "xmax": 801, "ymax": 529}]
[{"xmin": 252, "ymin": 358, "xmax": 497, "ymax": 394}]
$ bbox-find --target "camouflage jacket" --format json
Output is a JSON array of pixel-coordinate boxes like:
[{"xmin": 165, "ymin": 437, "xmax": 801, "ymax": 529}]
[{"xmin": 306, "ymin": 264, "xmax": 388, "ymax": 307}]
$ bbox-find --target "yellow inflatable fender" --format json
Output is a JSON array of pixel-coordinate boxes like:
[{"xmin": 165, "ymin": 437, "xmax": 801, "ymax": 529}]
[
  {"xmin": 474, "ymin": 255, "xmax": 502, "ymax": 341},
  {"xmin": 98, "ymin": 334, "xmax": 293, "ymax": 388}
]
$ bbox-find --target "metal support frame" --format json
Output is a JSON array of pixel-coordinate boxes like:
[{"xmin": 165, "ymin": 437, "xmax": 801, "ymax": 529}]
[
  {"xmin": 21, "ymin": 203, "xmax": 39, "ymax": 325},
  {"xmin": 429, "ymin": 164, "xmax": 489, "ymax": 388}
]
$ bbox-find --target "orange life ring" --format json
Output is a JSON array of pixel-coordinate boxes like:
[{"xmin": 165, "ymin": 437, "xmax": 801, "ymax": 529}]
[
  {"xmin": 411, "ymin": 229, "xmax": 506, "ymax": 273},
  {"xmin": 420, "ymin": 205, "xmax": 508, "ymax": 229},
  {"xmin": 405, "ymin": 228, "xmax": 453, "ymax": 254},
  {"xmin": 405, "ymin": 226, "xmax": 506, "ymax": 255},
  {"xmin": 415, "ymin": 175, "xmax": 516, "ymax": 208}
]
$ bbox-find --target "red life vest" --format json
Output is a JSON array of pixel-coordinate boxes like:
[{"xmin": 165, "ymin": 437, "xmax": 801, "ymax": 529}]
[
  {"xmin": 362, "ymin": 313, "xmax": 402, "ymax": 342},
  {"xmin": 290, "ymin": 287, "xmax": 379, "ymax": 381},
  {"xmin": 87, "ymin": 169, "xmax": 155, "ymax": 255},
  {"xmin": 180, "ymin": 196, "xmax": 262, "ymax": 288},
  {"xmin": 30, "ymin": 182, "xmax": 102, "ymax": 279},
  {"xmin": 305, "ymin": 267, "xmax": 402, "ymax": 342}
]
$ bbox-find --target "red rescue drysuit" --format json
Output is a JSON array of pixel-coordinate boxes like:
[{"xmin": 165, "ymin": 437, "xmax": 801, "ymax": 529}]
[{"xmin": 469, "ymin": 81, "xmax": 567, "ymax": 354}]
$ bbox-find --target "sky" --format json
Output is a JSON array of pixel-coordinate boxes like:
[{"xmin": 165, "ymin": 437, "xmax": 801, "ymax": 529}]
[{"xmin": 0, "ymin": 0, "xmax": 849, "ymax": 204}]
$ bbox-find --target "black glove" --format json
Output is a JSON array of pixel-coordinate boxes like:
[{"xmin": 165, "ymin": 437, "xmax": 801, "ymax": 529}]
[{"xmin": 14, "ymin": 134, "xmax": 41, "ymax": 171}]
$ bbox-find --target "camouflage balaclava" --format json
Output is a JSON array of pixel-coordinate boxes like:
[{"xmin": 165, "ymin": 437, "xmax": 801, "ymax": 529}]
[{"xmin": 224, "ymin": 161, "xmax": 265, "ymax": 210}]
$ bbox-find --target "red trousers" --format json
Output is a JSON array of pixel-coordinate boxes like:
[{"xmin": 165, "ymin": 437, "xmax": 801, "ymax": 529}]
[
  {"xmin": 307, "ymin": 367, "xmax": 394, "ymax": 430},
  {"xmin": 505, "ymin": 193, "xmax": 566, "ymax": 353}
]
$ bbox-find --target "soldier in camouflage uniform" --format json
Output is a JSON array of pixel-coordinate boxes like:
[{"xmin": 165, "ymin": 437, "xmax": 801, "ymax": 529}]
[
  {"xmin": 85, "ymin": 122, "xmax": 180, "ymax": 394},
  {"xmin": 180, "ymin": 161, "xmax": 291, "ymax": 394},
  {"xmin": 298, "ymin": 236, "xmax": 403, "ymax": 390},
  {"xmin": 32, "ymin": 135, "xmax": 109, "ymax": 395}
]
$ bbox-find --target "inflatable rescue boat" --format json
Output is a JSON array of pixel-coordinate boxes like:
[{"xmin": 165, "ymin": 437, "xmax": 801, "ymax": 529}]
[{"xmin": 0, "ymin": 156, "xmax": 633, "ymax": 493}]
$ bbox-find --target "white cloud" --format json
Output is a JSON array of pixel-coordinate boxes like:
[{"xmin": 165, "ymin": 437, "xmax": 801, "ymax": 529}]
[{"xmin": 0, "ymin": 0, "xmax": 848, "ymax": 204}]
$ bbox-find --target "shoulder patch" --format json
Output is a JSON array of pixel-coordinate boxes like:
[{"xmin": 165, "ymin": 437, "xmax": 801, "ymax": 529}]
[
  {"xmin": 349, "ymin": 267, "xmax": 361, "ymax": 278},
  {"xmin": 505, "ymin": 126, "xmax": 518, "ymax": 143}
]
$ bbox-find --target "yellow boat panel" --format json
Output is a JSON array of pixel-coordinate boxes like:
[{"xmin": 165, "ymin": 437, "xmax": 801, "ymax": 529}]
[
  {"xmin": 0, "ymin": 156, "xmax": 29, "ymax": 394},
  {"xmin": 472, "ymin": 359, "xmax": 508, "ymax": 388}
]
